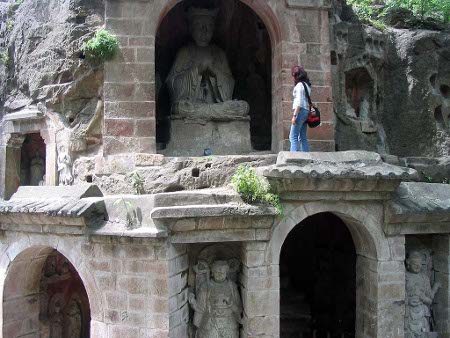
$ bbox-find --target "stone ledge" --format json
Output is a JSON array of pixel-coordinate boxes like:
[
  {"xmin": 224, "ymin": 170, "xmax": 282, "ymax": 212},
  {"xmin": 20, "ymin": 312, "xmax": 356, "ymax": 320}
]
[
  {"xmin": 151, "ymin": 203, "xmax": 278, "ymax": 219},
  {"xmin": 385, "ymin": 182, "xmax": 450, "ymax": 235},
  {"xmin": 263, "ymin": 151, "xmax": 418, "ymax": 193}
]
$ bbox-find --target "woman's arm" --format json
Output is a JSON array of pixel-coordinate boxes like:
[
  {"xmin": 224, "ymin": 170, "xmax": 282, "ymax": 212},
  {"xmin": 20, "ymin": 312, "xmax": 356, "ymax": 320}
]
[{"xmin": 291, "ymin": 106, "xmax": 301, "ymax": 125}]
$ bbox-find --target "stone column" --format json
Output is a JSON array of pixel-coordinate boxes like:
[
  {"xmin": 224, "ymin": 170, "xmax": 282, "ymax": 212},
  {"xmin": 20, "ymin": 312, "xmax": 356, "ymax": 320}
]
[
  {"xmin": 104, "ymin": 0, "xmax": 156, "ymax": 155},
  {"xmin": 0, "ymin": 134, "xmax": 25, "ymax": 200},
  {"xmin": 240, "ymin": 242, "xmax": 279, "ymax": 338},
  {"xmin": 433, "ymin": 235, "xmax": 450, "ymax": 337},
  {"xmin": 273, "ymin": 7, "xmax": 335, "ymax": 152}
]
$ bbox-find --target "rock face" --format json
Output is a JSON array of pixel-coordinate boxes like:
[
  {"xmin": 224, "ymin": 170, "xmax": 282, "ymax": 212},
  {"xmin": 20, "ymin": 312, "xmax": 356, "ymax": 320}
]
[
  {"xmin": 332, "ymin": 4, "xmax": 450, "ymax": 158},
  {"xmin": 0, "ymin": 0, "xmax": 104, "ymax": 152}
]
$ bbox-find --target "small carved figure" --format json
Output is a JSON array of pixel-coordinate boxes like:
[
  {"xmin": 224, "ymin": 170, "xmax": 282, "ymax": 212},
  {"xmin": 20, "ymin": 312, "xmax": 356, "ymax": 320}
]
[
  {"xmin": 405, "ymin": 251, "xmax": 440, "ymax": 338},
  {"xmin": 57, "ymin": 146, "xmax": 74, "ymax": 186},
  {"xmin": 30, "ymin": 150, "xmax": 45, "ymax": 186},
  {"xmin": 49, "ymin": 294, "xmax": 65, "ymax": 338},
  {"xmin": 189, "ymin": 260, "xmax": 242, "ymax": 338},
  {"xmin": 65, "ymin": 300, "xmax": 82, "ymax": 338},
  {"xmin": 166, "ymin": 7, "xmax": 249, "ymax": 120}
]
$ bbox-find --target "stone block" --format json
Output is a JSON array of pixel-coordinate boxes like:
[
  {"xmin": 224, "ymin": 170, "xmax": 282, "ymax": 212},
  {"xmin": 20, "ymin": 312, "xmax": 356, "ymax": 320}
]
[
  {"xmin": 121, "ymin": 2, "xmax": 151, "ymax": 18},
  {"xmin": 104, "ymin": 83, "xmax": 136, "ymax": 101},
  {"xmin": 129, "ymin": 37, "xmax": 154, "ymax": 47},
  {"xmin": 118, "ymin": 276, "xmax": 151, "ymax": 295},
  {"xmin": 105, "ymin": 118, "xmax": 134, "ymax": 137},
  {"xmin": 108, "ymin": 325, "xmax": 140, "ymax": 338},
  {"xmin": 105, "ymin": 101, "xmax": 156, "ymax": 119},
  {"xmin": 103, "ymin": 136, "xmax": 137, "ymax": 155},
  {"xmin": 297, "ymin": 24, "xmax": 322, "ymax": 43},
  {"xmin": 134, "ymin": 153, "xmax": 164, "ymax": 167},
  {"xmin": 137, "ymin": 48, "xmax": 155, "ymax": 63},
  {"xmin": 138, "ymin": 136, "xmax": 157, "ymax": 153},
  {"xmin": 105, "ymin": 63, "xmax": 154, "ymax": 83},
  {"xmin": 105, "ymin": 291, "xmax": 128, "ymax": 310},
  {"xmin": 135, "ymin": 118, "xmax": 156, "ymax": 137},
  {"xmin": 106, "ymin": 18, "xmax": 144, "ymax": 36},
  {"xmin": 281, "ymin": 53, "xmax": 299, "ymax": 70}
]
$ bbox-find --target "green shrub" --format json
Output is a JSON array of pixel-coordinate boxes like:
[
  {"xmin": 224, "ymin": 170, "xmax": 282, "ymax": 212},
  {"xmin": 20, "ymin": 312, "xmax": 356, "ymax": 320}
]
[
  {"xmin": 348, "ymin": 0, "xmax": 450, "ymax": 26},
  {"xmin": 231, "ymin": 165, "xmax": 283, "ymax": 215},
  {"xmin": 0, "ymin": 53, "xmax": 9, "ymax": 64},
  {"xmin": 82, "ymin": 29, "xmax": 118, "ymax": 62}
]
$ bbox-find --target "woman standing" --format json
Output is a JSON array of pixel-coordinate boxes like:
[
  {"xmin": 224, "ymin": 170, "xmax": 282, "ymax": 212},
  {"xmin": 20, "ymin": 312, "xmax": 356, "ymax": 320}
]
[{"xmin": 289, "ymin": 66, "xmax": 312, "ymax": 152}]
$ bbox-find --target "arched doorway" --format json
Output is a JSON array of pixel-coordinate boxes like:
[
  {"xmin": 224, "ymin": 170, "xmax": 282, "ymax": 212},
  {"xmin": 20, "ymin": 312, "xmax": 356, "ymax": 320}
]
[
  {"xmin": 3, "ymin": 247, "xmax": 91, "ymax": 337},
  {"xmin": 280, "ymin": 212, "xmax": 356, "ymax": 337},
  {"xmin": 155, "ymin": 0, "xmax": 272, "ymax": 154}
]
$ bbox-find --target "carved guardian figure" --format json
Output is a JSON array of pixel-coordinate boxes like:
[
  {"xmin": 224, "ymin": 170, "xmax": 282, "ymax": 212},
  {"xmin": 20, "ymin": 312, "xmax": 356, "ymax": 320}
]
[
  {"xmin": 405, "ymin": 251, "xmax": 440, "ymax": 338},
  {"xmin": 189, "ymin": 260, "xmax": 242, "ymax": 338}
]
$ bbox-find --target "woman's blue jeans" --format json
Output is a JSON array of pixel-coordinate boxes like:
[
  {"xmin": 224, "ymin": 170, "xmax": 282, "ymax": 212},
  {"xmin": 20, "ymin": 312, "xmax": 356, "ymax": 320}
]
[{"xmin": 289, "ymin": 107, "xmax": 310, "ymax": 152}]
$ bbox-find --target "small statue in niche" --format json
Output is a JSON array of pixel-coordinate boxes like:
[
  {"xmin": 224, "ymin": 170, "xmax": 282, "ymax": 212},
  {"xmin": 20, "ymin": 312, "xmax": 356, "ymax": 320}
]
[
  {"xmin": 166, "ymin": 7, "xmax": 249, "ymax": 120},
  {"xmin": 57, "ymin": 145, "xmax": 74, "ymax": 186},
  {"xmin": 405, "ymin": 251, "xmax": 441, "ymax": 338},
  {"xmin": 189, "ymin": 259, "xmax": 243, "ymax": 338},
  {"xmin": 65, "ymin": 299, "xmax": 82, "ymax": 338},
  {"xmin": 30, "ymin": 150, "xmax": 45, "ymax": 186},
  {"xmin": 48, "ymin": 294, "xmax": 65, "ymax": 338}
]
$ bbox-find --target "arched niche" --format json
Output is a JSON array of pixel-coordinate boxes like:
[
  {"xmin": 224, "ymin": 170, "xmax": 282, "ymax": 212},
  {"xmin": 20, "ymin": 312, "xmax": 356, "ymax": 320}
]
[
  {"xmin": 155, "ymin": 0, "xmax": 272, "ymax": 154},
  {"xmin": 280, "ymin": 212, "xmax": 356, "ymax": 337},
  {"xmin": 2, "ymin": 247, "xmax": 91, "ymax": 338}
]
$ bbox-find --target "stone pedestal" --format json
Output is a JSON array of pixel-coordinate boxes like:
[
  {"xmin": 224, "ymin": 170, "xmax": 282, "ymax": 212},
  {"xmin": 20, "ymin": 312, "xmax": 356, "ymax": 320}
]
[{"xmin": 163, "ymin": 118, "xmax": 253, "ymax": 156}]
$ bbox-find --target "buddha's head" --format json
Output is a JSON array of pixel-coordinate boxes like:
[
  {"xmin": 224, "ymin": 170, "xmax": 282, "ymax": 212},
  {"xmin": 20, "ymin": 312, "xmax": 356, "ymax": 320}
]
[
  {"xmin": 406, "ymin": 251, "xmax": 423, "ymax": 274},
  {"xmin": 211, "ymin": 260, "xmax": 229, "ymax": 283},
  {"xmin": 188, "ymin": 8, "xmax": 218, "ymax": 47}
]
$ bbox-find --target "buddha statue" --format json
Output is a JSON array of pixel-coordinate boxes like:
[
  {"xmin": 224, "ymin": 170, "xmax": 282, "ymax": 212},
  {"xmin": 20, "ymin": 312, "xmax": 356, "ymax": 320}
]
[
  {"xmin": 163, "ymin": 7, "xmax": 253, "ymax": 155},
  {"xmin": 166, "ymin": 7, "xmax": 249, "ymax": 121}
]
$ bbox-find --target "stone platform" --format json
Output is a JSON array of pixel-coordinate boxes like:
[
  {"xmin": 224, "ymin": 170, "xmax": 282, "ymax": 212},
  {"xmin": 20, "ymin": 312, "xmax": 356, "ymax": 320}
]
[{"xmin": 163, "ymin": 118, "xmax": 253, "ymax": 156}]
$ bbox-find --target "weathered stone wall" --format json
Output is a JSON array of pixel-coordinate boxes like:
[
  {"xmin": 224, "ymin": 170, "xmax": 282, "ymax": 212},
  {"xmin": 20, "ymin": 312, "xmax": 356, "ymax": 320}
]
[
  {"xmin": 331, "ymin": 3, "xmax": 450, "ymax": 158},
  {"xmin": 0, "ymin": 231, "xmax": 170, "ymax": 338}
]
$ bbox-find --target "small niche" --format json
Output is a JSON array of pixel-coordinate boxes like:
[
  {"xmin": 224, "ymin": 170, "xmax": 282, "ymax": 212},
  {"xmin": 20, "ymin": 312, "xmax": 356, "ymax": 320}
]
[
  {"xmin": 192, "ymin": 168, "xmax": 200, "ymax": 177},
  {"xmin": 330, "ymin": 51, "xmax": 337, "ymax": 66},
  {"xmin": 345, "ymin": 67, "xmax": 374, "ymax": 118},
  {"xmin": 429, "ymin": 74, "xmax": 437, "ymax": 88},
  {"xmin": 205, "ymin": 163, "xmax": 212, "ymax": 169},
  {"xmin": 20, "ymin": 133, "xmax": 46, "ymax": 186},
  {"xmin": 86, "ymin": 175, "xmax": 93, "ymax": 183},
  {"xmin": 434, "ymin": 106, "xmax": 444, "ymax": 125},
  {"xmin": 440, "ymin": 85, "xmax": 450, "ymax": 98}
]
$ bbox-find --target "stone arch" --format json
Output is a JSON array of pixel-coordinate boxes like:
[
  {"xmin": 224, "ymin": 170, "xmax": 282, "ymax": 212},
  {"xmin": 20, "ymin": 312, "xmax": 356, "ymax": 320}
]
[
  {"xmin": 266, "ymin": 201, "xmax": 390, "ymax": 264},
  {"xmin": 0, "ymin": 240, "xmax": 104, "ymax": 337},
  {"xmin": 260, "ymin": 201, "xmax": 395, "ymax": 338},
  {"xmin": 156, "ymin": 0, "xmax": 283, "ymax": 49}
]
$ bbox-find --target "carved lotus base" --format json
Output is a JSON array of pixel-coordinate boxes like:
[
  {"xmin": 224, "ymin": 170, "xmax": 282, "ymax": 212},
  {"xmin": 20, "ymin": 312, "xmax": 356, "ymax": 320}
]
[{"xmin": 162, "ymin": 118, "xmax": 253, "ymax": 156}]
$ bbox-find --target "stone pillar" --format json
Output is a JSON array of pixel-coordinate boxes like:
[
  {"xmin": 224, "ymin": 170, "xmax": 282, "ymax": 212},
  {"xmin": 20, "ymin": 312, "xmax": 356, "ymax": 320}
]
[
  {"xmin": 433, "ymin": 235, "xmax": 450, "ymax": 337},
  {"xmin": 104, "ymin": 0, "xmax": 156, "ymax": 155},
  {"xmin": 240, "ymin": 242, "xmax": 279, "ymax": 338},
  {"xmin": 273, "ymin": 9, "xmax": 335, "ymax": 152},
  {"xmin": 0, "ymin": 134, "xmax": 24, "ymax": 200},
  {"xmin": 167, "ymin": 243, "xmax": 189, "ymax": 338},
  {"xmin": 41, "ymin": 129, "xmax": 57, "ymax": 186}
]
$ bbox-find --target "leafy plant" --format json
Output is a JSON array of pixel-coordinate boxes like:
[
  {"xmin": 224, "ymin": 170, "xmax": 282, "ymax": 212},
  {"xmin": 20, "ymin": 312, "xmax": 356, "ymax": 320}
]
[
  {"xmin": 113, "ymin": 198, "xmax": 142, "ymax": 228},
  {"xmin": 7, "ymin": 20, "xmax": 14, "ymax": 31},
  {"xmin": 131, "ymin": 171, "xmax": 145, "ymax": 195},
  {"xmin": 81, "ymin": 29, "xmax": 118, "ymax": 62},
  {"xmin": 0, "ymin": 53, "xmax": 9, "ymax": 65},
  {"xmin": 231, "ymin": 165, "xmax": 283, "ymax": 215}
]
